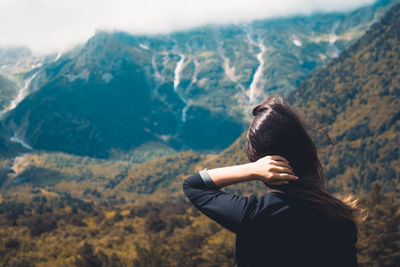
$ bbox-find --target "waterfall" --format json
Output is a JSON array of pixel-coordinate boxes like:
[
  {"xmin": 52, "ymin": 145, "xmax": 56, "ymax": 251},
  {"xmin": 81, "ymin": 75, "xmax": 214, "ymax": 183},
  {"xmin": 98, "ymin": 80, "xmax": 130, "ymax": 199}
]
[
  {"xmin": 328, "ymin": 23, "xmax": 340, "ymax": 58},
  {"xmin": 0, "ymin": 72, "xmax": 39, "ymax": 118},
  {"xmin": 247, "ymin": 34, "xmax": 266, "ymax": 103},
  {"xmin": 54, "ymin": 51, "xmax": 62, "ymax": 62},
  {"xmin": 139, "ymin": 44, "xmax": 149, "ymax": 50},
  {"xmin": 191, "ymin": 58, "xmax": 199, "ymax": 84},
  {"xmin": 10, "ymin": 134, "xmax": 32, "ymax": 150},
  {"xmin": 173, "ymin": 54, "xmax": 185, "ymax": 89},
  {"xmin": 173, "ymin": 53, "xmax": 189, "ymax": 122},
  {"xmin": 292, "ymin": 35, "xmax": 302, "ymax": 47},
  {"xmin": 0, "ymin": 72, "xmax": 39, "ymax": 151}
]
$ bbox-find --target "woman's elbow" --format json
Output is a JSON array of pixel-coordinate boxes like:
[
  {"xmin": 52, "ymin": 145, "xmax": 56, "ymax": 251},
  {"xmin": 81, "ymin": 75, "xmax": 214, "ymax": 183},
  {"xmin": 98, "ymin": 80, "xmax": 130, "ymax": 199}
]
[
  {"xmin": 182, "ymin": 178, "xmax": 190, "ymax": 193},
  {"xmin": 182, "ymin": 174, "xmax": 201, "ymax": 201}
]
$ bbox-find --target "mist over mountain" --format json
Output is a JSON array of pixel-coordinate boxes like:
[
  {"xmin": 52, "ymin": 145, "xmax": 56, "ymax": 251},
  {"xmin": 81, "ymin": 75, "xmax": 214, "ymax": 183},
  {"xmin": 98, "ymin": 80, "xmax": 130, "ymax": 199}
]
[
  {"xmin": 0, "ymin": 0, "xmax": 381, "ymax": 54},
  {"xmin": 0, "ymin": 0, "xmax": 395, "ymax": 159}
]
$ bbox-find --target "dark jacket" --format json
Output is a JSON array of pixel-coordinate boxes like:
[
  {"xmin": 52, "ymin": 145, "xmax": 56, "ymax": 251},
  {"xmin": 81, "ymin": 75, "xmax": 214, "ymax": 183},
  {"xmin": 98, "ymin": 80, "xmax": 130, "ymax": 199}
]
[{"xmin": 182, "ymin": 172, "xmax": 358, "ymax": 267}]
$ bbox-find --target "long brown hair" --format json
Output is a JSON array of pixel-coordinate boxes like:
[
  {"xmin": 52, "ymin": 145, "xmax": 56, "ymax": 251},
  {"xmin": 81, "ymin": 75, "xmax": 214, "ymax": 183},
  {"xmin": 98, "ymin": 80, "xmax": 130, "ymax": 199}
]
[{"xmin": 245, "ymin": 94, "xmax": 366, "ymax": 224}]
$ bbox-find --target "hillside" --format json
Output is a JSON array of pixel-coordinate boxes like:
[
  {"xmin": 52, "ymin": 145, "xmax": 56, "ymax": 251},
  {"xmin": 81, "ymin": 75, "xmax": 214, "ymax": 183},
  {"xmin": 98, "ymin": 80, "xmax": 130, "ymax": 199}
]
[
  {"xmin": 288, "ymin": 2, "xmax": 400, "ymax": 193},
  {"xmin": 1, "ymin": 0, "xmax": 395, "ymax": 158}
]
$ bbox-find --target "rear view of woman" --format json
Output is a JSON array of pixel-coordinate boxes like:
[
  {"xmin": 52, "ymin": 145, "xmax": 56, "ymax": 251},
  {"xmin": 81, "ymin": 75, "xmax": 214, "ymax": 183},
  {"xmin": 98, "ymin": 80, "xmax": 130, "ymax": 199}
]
[{"xmin": 182, "ymin": 95, "xmax": 365, "ymax": 267}]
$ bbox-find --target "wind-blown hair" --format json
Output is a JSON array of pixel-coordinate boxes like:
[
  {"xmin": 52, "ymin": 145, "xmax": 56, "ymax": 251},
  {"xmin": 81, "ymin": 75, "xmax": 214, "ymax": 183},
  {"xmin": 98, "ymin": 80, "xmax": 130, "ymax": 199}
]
[{"xmin": 245, "ymin": 94, "xmax": 366, "ymax": 224}]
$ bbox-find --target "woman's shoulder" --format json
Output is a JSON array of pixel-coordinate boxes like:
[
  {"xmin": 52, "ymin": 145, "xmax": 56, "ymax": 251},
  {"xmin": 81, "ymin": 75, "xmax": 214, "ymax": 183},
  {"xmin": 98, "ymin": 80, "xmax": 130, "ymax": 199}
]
[
  {"xmin": 262, "ymin": 192, "xmax": 356, "ymax": 226},
  {"xmin": 260, "ymin": 191, "xmax": 300, "ymax": 205},
  {"xmin": 245, "ymin": 191, "xmax": 297, "ymax": 219},
  {"xmin": 272, "ymin": 193, "xmax": 356, "ymax": 228},
  {"xmin": 258, "ymin": 191, "xmax": 315, "ymax": 216}
]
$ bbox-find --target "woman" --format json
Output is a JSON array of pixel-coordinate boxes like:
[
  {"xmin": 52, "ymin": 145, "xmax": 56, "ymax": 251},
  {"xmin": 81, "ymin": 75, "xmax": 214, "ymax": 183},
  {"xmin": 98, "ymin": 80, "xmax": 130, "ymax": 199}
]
[{"xmin": 182, "ymin": 95, "xmax": 365, "ymax": 267}]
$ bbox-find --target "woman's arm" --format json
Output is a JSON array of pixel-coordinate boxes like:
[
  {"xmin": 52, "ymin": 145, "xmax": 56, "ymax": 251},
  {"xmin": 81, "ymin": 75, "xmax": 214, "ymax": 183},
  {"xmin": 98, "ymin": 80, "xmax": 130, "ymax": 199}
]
[
  {"xmin": 207, "ymin": 155, "xmax": 298, "ymax": 188},
  {"xmin": 182, "ymin": 155, "xmax": 298, "ymax": 233}
]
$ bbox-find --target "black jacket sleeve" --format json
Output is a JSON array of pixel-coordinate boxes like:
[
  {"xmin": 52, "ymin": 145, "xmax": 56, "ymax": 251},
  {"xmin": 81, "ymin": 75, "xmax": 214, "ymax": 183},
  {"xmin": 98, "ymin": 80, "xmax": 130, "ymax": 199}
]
[{"xmin": 182, "ymin": 172, "xmax": 259, "ymax": 234}]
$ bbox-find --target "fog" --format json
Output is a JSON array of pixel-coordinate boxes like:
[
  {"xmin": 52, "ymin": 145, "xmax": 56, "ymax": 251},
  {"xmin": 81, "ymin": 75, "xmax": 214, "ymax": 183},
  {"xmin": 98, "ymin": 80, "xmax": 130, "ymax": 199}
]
[{"xmin": 0, "ymin": 0, "xmax": 376, "ymax": 54}]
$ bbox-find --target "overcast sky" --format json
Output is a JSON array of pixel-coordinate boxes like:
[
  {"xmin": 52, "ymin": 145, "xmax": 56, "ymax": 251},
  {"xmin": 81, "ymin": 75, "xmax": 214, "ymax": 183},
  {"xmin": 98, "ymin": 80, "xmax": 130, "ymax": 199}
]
[{"xmin": 0, "ymin": 0, "xmax": 376, "ymax": 54}]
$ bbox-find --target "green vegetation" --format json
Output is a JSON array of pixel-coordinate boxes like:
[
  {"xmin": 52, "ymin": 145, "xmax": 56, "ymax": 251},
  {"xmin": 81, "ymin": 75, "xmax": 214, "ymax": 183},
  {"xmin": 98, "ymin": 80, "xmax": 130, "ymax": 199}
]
[{"xmin": 0, "ymin": 182, "xmax": 398, "ymax": 266}]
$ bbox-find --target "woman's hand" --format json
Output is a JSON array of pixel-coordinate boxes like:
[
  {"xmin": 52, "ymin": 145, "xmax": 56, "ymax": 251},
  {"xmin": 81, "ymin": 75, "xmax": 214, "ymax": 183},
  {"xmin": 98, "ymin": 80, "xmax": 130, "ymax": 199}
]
[{"xmin": 250, "ymin": 155, "xmax": 298, "ymax": 185}]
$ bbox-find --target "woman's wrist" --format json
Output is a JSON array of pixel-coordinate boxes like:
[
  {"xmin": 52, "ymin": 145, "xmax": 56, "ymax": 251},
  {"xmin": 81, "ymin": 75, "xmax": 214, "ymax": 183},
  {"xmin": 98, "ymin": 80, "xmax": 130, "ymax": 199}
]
[
  {"xmin": 205, "ymin": 162, "xmax": 258, "ymax": 188},
  {"xmin": 242, "ymin": 162, "xmax": 258, "ymax": 180}
]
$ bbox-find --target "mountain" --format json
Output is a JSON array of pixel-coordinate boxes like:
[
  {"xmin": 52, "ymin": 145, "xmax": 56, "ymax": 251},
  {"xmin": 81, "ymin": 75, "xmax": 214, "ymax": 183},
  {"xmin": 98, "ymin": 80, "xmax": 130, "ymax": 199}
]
[
  {"xmin": 1, "ymin": 0, "xmax": 397, "ymax": 159},
  {"xmin": 95, "ymin": 0, "xmax": 400, "ymax": 197},
  {"xmin": 1, "ymin": 1, "xmax": 400, "ymax": 197}
]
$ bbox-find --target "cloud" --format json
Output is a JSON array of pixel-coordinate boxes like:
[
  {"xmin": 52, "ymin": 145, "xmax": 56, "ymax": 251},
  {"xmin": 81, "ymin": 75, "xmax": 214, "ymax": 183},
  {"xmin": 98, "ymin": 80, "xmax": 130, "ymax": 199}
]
[{"xmin": 0, "ymin": 0, "xmax": 376, "ymax": 54}]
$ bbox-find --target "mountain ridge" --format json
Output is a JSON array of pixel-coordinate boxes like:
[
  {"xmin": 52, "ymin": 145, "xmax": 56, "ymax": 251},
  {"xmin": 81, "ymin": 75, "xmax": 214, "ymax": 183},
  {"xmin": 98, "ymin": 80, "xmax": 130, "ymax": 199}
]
[{"xmin": 1, "ymin": 0, "xmax": 396, "ymax": 158}]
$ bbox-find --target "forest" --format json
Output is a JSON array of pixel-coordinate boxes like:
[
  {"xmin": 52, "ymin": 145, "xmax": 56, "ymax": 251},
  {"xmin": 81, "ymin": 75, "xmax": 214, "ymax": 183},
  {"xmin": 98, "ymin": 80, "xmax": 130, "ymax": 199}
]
[{"xmin": 0, "ymin": 181, "xmax": 399, "ymax": 266}]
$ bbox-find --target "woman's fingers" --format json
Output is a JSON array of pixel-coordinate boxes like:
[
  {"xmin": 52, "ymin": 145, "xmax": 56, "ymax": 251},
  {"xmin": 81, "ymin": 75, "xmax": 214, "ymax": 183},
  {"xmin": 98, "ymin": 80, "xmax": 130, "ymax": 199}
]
[
  {"xmin": 270, "ymin": 166, "xmax": 295, "ymax": 175},
  {"xmin": 267, "ymin": 155, "xmax": 289, "ymax": 163},
  {"xmin": 255, "ymin": 155, "xmax": 298, "ymax": 183},
  {"xmin": 270, "ymin": 173, "xmax": 298, "ymax": 181},
  {"xmin": 261, "ymin": 173, "xmax": 298, "ymax": 185},
  {"xmin": 269, "ymin": 160, "xmax": 293, "ymax": 171},
  {"xmin": 267, "ymin": 180, "xmax": 290, "ymax": 185}
]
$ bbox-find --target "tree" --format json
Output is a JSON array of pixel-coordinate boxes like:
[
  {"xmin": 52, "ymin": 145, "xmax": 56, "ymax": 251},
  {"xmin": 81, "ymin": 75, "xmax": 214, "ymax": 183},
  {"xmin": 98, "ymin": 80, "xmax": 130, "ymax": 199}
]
[
  {"xmin": 145, "ymin": 212, "xmax": 166, "ymax": 233},
  {"xmin": 25, "ymin": 213, "xmax": 58, "ymax": 236},
  {"xmin": 74, "ymin": 242, "xmax": 105, "ymax": 267}
]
